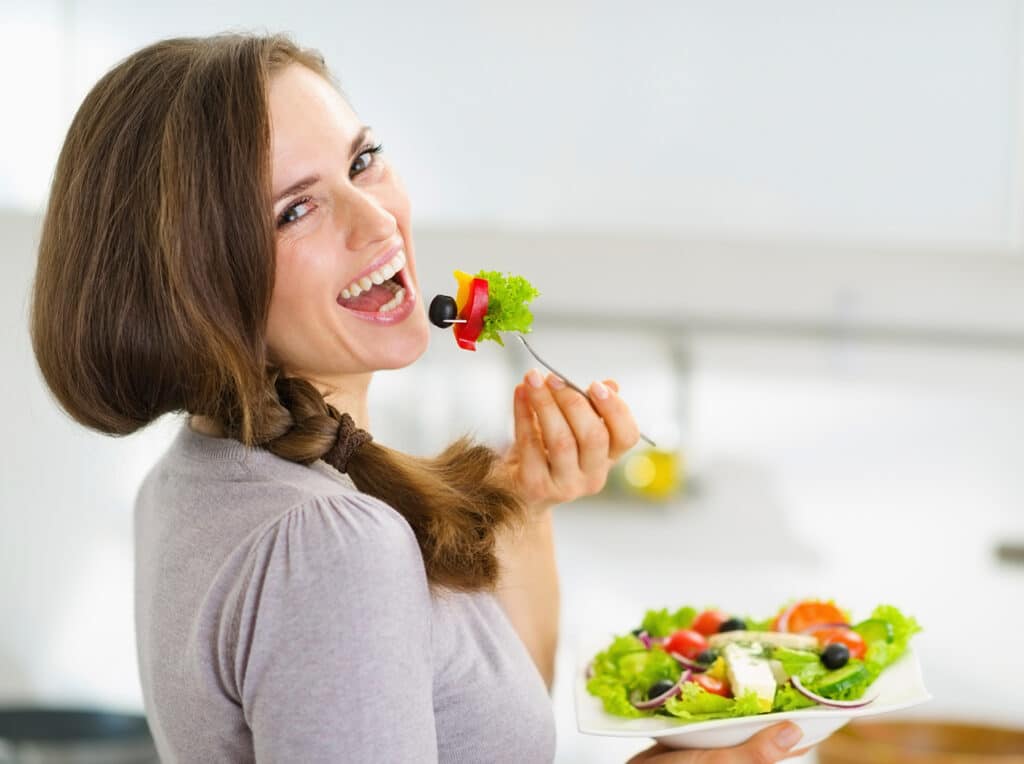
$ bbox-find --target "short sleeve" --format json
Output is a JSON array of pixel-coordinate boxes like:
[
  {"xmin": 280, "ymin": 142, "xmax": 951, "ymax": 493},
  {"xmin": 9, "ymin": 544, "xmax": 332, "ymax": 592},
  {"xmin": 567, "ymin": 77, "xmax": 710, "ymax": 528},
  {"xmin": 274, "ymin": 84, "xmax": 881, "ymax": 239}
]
[{"xmin": 225, "ymin": 493, "xmax": 438, "ymax": 763}]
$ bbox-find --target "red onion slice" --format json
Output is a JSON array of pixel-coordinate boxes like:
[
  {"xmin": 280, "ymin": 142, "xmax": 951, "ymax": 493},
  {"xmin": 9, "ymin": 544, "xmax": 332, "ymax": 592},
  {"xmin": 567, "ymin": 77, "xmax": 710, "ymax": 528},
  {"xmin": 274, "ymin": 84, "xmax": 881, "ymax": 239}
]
[
  {"xmin": 637, "ymin": 631, "xmax": 653, "ymax": 650},
  {"xmin": 668, "ymin": 651, "xmax": 708, "ymax": 673},
  {"xmin": 798, "ymin": 622, "xmax": 851, "ymax": 635},
  {"xmin": 776, "ymin": 602, "xmax": 800, "ymax": 632},
  {"xmin": 585, "ymin": 661, "xmax": 595, "ymax": 680},
  {"xmin": 631, "ymin": 669, "xmax": 693, "ymax": 710},
  {"xmin": 790, "ymin": 677, "xmax": 878, "ymax": 709}
]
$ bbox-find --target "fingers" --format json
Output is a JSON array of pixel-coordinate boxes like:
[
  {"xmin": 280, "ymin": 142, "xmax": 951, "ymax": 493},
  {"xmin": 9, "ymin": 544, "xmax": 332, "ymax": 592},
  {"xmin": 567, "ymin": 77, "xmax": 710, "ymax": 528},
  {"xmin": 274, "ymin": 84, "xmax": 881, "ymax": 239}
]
[
  {"xmin": 522, "ymin": 369, "xmax": 582, "ymax": 497},
  {"xmin": 518, "ymin": 369, "xmax": 643, "ymax": 502},
  {"xmin": 590, "ymin": 379, "xmax": 641, "ymax": 460},
  {"xmin": 625, "ymin": 742, "xmax": 671, "ymax": 763},
  {"xmin": 511, "ymin": 383, "xmax": 549, "ymax": 503},
  {"xmin": 545, "ymin": 374, "xmax": 610, "ymax": 489}
]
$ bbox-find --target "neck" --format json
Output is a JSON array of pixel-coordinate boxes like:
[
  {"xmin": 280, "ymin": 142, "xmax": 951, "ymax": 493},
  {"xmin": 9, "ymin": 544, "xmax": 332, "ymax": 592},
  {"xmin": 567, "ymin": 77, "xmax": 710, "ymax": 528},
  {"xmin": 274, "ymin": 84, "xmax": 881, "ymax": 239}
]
[
  {"xmin": 188, "ymin": 372, "xmax": 374, "ymax": 439},
  {"xmin": 317, "ymin": 371, "xmax": 373, "ymax": 429}
]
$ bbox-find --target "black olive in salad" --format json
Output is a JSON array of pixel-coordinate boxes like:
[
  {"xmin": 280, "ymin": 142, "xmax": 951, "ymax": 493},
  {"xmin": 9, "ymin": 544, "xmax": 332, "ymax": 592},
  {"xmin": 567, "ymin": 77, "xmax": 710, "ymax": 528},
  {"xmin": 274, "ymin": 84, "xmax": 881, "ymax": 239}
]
[
  {"xmin": 696, "ymin": 649, "xmax": 717, "ymax": 665},
  {"xmin": 718, "ymin": 617, "xmax": 747, "ymax": 633},
  {"xmin": 647, "ymin": 678, "xmax": 677, "ymax": 699},
  {"xmin": 821, "ymin": 642, "xmax": 850, "ymax": 670}
]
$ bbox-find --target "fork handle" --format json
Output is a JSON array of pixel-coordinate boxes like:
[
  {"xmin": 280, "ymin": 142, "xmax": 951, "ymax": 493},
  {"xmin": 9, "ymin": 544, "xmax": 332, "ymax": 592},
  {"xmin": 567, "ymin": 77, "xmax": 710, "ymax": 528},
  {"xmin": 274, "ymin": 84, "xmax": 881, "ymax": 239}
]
[{"xmin": 516, "ymin": 334, "xmax": 657, "ymax": 447}]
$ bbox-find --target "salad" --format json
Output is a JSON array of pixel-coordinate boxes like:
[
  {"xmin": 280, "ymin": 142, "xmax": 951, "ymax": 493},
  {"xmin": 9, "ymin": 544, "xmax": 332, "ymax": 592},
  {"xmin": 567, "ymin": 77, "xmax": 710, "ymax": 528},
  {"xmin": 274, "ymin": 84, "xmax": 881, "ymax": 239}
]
[
  {"xmin": 428, "ymin": 270, "xmax": 540, "ymax": 350},
  {"xmin": 586, "ymin": 599, "xmax": 921, "ymax": 721}
]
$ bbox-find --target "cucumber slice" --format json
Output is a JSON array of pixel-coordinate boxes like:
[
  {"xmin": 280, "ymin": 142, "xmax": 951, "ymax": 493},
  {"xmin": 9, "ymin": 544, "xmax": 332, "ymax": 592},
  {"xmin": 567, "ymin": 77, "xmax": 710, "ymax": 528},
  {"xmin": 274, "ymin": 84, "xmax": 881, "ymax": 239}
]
[
  {"xmin": 854, "ymin": 618, "xmax": 894, "ymax": 644},
  {"xmin": 814, "ymin": 662, "xmax": 869, "ymax": 697},
  {"xmin": 770, "ymin": 646, "xmax": 819, "ymax": 663}
]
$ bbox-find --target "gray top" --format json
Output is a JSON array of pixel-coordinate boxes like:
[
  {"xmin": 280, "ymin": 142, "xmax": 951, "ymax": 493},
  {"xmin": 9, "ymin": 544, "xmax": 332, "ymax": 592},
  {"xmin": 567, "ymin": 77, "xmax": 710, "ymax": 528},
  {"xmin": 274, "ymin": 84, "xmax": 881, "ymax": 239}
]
[{"xmin": 133, "ymin": 420, "xmax": 556, "ymax": 763}]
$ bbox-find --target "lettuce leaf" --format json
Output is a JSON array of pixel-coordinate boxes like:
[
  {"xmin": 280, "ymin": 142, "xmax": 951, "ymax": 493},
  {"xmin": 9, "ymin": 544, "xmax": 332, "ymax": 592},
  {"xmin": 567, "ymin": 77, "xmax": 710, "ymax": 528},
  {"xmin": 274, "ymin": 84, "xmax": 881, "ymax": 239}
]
[
  {"xmin": 770, "ymin": 647, "xmax": 827, "ymax": 686},
  {"xmin": 617, "ymin": 648, "xmax": 681, "ymax": 690},
  {"xmin": 744, "ymin": 615, "xmax": 776, "ymax": 632},
  {"xmin": 861, "ymin": 604, "xmax": 922, "ymax": 681},
  {"xmin": 664, "ymin": 684, "xmax": 764, "ymax": 720},
  {"xmin": 640, "ymin": 606, "xmax": 697, "ymax": 638},
  {"xmin": 587, "ymin": 636, "xmax": 681, "ymax": 717},
  {"xmin": 586, "ymin": 674, "xmax": 648, "ymax": 718},
  {"xmin": 772, "ymin": 684, "xmax": 816, "ymax": 711},
  {"xmin": 475, "ymin": 270, "xmax": 540, "ymax": 345}
]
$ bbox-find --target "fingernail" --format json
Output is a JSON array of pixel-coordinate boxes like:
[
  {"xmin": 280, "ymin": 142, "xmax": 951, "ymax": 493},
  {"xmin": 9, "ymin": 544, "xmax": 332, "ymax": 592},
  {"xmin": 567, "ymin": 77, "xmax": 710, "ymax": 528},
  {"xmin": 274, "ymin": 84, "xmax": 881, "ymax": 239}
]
[
  {"xmin": 526, "ymin": 368, "xmax": 544, "ymax": 388},
  {"xmin": 775, "ymin": 724, "xmax": 802, "ymax": 750},
  {"xmin": 591, "ymin": 381, "xmax": 610, "ymax": 400},
  {"xmin": 547, "ymin": 374, "xmax": 565, "ymax": 390}
]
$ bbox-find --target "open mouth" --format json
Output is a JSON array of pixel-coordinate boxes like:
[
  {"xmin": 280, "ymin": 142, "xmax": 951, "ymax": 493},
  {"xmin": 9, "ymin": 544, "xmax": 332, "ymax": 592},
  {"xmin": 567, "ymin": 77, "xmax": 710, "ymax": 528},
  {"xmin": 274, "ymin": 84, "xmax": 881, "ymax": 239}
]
[{"xmin": 336, "ymin": 249, "xmax": 411, "ymax": 314}]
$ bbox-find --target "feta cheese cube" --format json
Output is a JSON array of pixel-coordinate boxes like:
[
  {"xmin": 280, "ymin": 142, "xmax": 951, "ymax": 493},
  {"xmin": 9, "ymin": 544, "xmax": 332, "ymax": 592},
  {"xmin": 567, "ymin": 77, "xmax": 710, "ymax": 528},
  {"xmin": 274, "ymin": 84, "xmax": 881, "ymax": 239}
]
[{"xmin": 723, "ymin": 644, "xmax": 777, "ymax": 712}]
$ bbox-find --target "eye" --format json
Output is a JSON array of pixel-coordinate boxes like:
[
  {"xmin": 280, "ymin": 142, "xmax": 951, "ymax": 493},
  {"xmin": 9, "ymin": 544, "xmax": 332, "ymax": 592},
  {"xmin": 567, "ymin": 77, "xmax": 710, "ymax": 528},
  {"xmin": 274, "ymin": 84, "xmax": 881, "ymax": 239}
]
[
  {"xmin": 277, "ymin": 196, "xmax": 314, "ymax": 228},
  {"xmin": 350, "ymin": 143, "xmax": 383, "ymax": 178}
]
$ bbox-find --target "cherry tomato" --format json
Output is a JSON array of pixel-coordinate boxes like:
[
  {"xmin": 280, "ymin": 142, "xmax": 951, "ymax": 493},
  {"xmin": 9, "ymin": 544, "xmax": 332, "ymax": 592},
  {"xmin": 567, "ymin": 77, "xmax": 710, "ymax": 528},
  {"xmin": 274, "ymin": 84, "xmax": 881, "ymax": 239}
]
[
  {"xmin": 809, "ymin": 626, "xmax": 866, "ymax": 660},
  {"xmin": 773, "ymin": 600, "xmax": 847, "ymax": 634},
  {"xmin": 663, "ymin": 629, "xmax": 708, "ymax": 660},
  {"xmin": 690, "ymin": 673, "xmax": 731, "ymax": 697},
  {"xmin": 691, "ymin": 610, "xmax": 730, "ymax": 637}
]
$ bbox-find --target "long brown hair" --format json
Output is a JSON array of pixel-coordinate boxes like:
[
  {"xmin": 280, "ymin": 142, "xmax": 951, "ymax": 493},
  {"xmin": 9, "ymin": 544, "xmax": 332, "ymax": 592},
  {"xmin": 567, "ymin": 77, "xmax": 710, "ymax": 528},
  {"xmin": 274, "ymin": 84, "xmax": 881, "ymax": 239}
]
[{"xmin": 30, "ymin": 32, "xmax": 524, "ymax": 590}]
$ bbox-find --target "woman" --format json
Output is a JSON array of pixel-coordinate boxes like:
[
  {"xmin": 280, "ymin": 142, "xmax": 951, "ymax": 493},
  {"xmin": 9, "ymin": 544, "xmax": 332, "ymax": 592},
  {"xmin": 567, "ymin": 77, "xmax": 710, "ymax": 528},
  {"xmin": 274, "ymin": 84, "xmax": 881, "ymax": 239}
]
[{"xmin": 30, "ymin": 32, "xmax": 806, "ymax": 763}]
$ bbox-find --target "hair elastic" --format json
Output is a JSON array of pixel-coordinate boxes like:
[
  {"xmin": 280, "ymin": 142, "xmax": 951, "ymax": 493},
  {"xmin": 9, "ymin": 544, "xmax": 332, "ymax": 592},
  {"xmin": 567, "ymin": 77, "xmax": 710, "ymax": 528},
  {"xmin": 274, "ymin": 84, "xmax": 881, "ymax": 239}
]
[{"xmin": 324, "ymin": 412, "xmax": 372, "ymax": 473}]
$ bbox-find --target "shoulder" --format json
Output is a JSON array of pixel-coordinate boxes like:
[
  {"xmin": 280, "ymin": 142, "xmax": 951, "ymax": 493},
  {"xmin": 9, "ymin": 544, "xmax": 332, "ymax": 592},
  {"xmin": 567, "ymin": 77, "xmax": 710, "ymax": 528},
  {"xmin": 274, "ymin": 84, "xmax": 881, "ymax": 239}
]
[
  {"xmin": 227, "ymin": 493, "xmax": 438, "ymax": 743},
  {"xmin": 143, "ymin": 419, "xmax": 391, "ymax": 535},
  {"xmin": 251, "ymin": 491, "xmax": 426, "ymax": 587},
  {"xmin": 225, "ymin": 492, "xmax": 432, "ymax": 684}
]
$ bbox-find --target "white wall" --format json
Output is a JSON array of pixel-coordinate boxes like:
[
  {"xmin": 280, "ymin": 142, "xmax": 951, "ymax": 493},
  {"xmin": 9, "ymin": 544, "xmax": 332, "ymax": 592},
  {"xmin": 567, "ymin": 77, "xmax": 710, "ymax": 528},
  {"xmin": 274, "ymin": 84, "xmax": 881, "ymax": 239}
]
[
  {"xmin": 0, "ymin": 211, "xmax": 182, "ymax": 708},
  {"xmin": 4, "ymin": 1, "xmax": 1024, "ymax": 248}
]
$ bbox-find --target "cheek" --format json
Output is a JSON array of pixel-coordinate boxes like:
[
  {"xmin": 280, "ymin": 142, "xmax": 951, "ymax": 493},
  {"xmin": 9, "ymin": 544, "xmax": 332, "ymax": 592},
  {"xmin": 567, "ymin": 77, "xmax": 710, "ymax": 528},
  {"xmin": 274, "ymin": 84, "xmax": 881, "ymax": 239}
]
[
  {"xmin": 275, "ymin": 238, "xmax": 337, "ymax": 303},
  {"xmin": 266, "ymin": 243, "xmax": 333, "ymax": 354}
]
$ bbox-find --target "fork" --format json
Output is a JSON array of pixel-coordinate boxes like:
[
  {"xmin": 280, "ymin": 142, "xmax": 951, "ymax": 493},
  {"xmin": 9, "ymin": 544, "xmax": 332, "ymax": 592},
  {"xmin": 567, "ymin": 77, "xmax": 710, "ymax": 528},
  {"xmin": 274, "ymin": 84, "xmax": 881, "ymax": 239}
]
[{"xmin": 516, "ymin": 334, "xmax": 656, "ymax": 447}]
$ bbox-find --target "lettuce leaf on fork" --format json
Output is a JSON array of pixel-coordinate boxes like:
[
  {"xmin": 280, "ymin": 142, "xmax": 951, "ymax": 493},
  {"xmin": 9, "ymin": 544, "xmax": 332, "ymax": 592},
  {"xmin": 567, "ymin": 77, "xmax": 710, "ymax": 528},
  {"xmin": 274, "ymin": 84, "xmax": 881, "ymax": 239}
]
[{"xmin": 475, "ymin": 270, "xmax": 540, "ymax": 346}]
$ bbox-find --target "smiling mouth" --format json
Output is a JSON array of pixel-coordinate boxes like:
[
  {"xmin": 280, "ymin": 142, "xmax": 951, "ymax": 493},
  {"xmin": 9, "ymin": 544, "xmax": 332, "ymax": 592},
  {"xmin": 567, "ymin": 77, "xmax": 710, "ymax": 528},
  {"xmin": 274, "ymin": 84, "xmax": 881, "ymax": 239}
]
[{"xmin": 336, "ymin": 249, "xmax": 410, "ymax": 314}]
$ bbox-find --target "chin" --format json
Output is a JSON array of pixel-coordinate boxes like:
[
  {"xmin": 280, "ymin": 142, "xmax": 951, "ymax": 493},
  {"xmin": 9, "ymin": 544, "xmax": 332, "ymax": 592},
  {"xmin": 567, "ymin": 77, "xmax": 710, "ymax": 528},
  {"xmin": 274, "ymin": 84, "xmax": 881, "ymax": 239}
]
[{"xmin": 372, "ymin": 314, "xmax": 431, "ymax": 370}]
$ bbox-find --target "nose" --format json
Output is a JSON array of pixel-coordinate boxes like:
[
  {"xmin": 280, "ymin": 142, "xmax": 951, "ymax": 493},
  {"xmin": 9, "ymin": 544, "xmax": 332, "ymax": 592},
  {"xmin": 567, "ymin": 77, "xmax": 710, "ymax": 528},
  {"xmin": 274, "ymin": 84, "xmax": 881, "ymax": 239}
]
[{"xmin": 339, "ymin": 187, "xmax": 397, "ymax": 252}]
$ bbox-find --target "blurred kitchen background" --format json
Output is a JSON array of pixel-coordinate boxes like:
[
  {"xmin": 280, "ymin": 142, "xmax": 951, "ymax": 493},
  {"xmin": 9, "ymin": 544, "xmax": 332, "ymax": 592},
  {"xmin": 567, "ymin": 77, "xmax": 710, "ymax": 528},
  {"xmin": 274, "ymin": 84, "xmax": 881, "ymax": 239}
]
[{"xmin": 3, "ymin": 0, "xmax": 1024, "ymax": 761}]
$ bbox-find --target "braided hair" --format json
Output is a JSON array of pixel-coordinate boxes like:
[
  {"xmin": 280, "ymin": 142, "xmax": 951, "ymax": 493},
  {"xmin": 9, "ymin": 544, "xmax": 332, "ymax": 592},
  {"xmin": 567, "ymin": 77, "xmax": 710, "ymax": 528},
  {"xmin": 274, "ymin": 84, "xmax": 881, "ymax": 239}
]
[{"xmin": 30, "ymin": 32, "xmax": 524, "ymax": 590}]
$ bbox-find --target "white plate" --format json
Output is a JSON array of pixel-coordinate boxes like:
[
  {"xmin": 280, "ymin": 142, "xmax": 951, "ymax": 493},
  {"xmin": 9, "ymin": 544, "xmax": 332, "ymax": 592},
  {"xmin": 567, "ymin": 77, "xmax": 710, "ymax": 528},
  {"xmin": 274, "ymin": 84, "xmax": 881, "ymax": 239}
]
[{"xmin": 575, "ymin": 638, "xmax": 931, "ymax": 750}]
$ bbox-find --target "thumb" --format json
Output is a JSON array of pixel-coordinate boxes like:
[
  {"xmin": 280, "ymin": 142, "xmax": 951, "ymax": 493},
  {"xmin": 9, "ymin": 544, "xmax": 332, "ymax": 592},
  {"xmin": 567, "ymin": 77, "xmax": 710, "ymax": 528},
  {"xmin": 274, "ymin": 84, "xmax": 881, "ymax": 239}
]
[{"xmin": 724, "ymin": 722, "xmax": 805, "ymax": 763}]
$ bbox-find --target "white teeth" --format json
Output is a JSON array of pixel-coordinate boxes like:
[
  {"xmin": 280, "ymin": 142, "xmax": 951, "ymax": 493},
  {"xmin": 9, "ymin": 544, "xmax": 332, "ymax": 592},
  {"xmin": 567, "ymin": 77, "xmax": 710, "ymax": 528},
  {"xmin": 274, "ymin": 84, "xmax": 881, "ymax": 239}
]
[
  {"xmin": 339, "ymin": 249, "xmax": 408, "ymax": 302},
  {"xmin": 377, "ymin": 288, "xmax": 407, "ymax": 313}
]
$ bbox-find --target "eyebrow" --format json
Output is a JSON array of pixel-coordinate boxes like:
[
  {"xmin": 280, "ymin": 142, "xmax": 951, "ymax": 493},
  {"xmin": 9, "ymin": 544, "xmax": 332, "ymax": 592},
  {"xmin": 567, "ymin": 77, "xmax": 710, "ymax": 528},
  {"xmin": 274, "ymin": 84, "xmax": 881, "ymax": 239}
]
[{"xmin": 272, "ymin": 125, "xmax": 372, "ymax": 206}]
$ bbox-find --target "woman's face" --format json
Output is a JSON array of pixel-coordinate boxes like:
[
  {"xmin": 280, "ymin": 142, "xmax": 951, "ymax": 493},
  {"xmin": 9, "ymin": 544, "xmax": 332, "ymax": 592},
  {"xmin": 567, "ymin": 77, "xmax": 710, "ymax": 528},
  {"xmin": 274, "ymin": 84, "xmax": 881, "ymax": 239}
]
[{"xmin": 264, "ymin": 63, "xmax": 429, "ymax": 380}]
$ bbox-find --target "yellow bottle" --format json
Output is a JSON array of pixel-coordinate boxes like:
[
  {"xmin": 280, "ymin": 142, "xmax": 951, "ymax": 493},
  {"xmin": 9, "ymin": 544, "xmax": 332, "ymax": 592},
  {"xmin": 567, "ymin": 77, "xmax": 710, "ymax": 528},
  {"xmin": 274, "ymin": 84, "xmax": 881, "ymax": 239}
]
[{"xmin": 620, "ymin": 447, "xmax": 683, "ymax": 501}]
